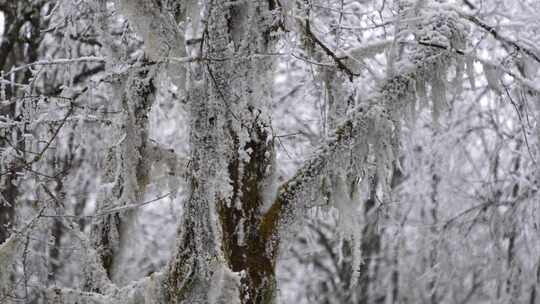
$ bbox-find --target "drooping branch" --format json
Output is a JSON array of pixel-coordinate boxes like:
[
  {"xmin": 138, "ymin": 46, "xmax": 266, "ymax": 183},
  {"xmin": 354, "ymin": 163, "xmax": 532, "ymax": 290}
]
[
  {"xmin": 261, "ymin": 91, "xmax": 394, "ymax": 245},
  {"xmin": 262, "ymin": 5, "xmax": 470, "ymax": 247},
  {"xmin": 260, "ymin": 101, "xmax": 395, "ymax": 243}
]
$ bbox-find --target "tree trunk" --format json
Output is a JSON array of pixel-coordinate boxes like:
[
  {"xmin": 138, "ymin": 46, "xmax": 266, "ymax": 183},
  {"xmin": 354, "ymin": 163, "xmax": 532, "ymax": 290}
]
[
  {"xmin": 89, "ymin": 63, "xmax": 156, "ymax": 289},
  {"xmin": 168, "ymin": 1, "xmax": 280, "ymax": 303}
]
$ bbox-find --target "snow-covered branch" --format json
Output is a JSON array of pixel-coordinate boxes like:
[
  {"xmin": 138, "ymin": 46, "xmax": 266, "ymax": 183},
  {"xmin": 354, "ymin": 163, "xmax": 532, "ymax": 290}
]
[
  {"xmin": 41, "ymin": 192, "xmax": 173, "ymax": 219},
  {"xmin": 432, "ymin": 3, "xmax": 540, "ymax": 64},
  {"xmin": 339, "ymin": 39, "xmax": 393, "ymax": 70},
  {"xmin": 48, "ymin": 272, "xmax": 167, "ymax": 304},
  {"xmin": 263, "ymin": 5, "xmax": 470, "ymax": 246},
  {"xmin": 462, "ymin": 13, "xmax": 540, "ymax": 64},
  {"xmin": 261, "ymin": 100, "xmax": 395, "ymax": 243}
]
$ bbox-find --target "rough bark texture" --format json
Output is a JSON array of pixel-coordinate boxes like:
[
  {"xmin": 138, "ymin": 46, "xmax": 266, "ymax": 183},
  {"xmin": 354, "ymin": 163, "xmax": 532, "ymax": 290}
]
[
  {"xmin": 90, "ymin": 65, "xmax": 156, "ymax": 288},
  {"xmin": 168, "ymin": 1, "xmax": 280, "ymax": 302},
  {"xmin": 0, "ymin": 0, "xmax": 44, "ymax": 245}
]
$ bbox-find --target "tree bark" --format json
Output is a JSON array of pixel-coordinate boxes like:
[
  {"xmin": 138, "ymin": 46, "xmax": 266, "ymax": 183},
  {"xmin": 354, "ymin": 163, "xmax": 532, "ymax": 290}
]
[
  {"xmin": 168, "ymin": 1, "xmax": 280, "ymax": 302},
  {"xmin": 89, "ymin": 64, "xmax": 156, "ymax": 288}
]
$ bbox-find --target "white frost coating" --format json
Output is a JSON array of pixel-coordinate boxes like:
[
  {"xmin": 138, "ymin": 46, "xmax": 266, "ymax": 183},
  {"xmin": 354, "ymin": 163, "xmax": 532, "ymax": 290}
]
[
  {"xmin": 48, "ymin": 289, "xmax": 109, "ymax": 304},
  {"xmin": 315, "ymin": 59, "xmax": 364, "ymax": 290},
  {"xmin": 236, "ymin": 217, "xmax": 245, "ymax": 246},
  {"xmin": 482, "ymin": 62, "xmax": 502, "ymax": 93},
  {"xmin": 186, "ymin": 0, "xmax": 201, "ymax": 36},
  {"xmin": 403, "ymin": 5, "xmax": 468, "ymax": 125},
  {"xmin": 0, "ymin": 236, "xmax": 16, "ymax": 287},
  {"xmin": 48, "ymin": 272, "xmax": 166, "ymax": 304},
  {"xmin": 430, "ymin": 65, "xmax": 448, "ymax": 124},
  {"xmin": 342, "ymin": 40, "xmax": 393, "ymax": 71},
  {"xmin": 465, "ymin": 54, "xmax": 476, "ymax": 90},
  {"xmin": 345, "ymin": 40, "xmax": 393, "ymax": 59},
  {"xmin": 148, "ymin": 143, "xmax": 186, "ymax": 199},
  {"xmin": 119, "ymin": 0, "xmax": 187, "ymax": 91},
  {"xmin": 260, "ymin": 150, "xmax": 279, "ymax": 214},
  {"xmin": 208, "ymin": 265, "xmax": 242, "ymax": 304},
  {"xmin": 275, "ymin": 102, "xmax": 395, "ymax": 253},
  {"xmin": 520, "ymin": 54, "xmax": 539, "ymax": 78},
  {"xmin": 0, "ymin": 146, "xmax": 20, "ymax": 183},
  {"xmin": 333, "ymin": 171, "xmax": 356, "ymax": 236},
  {"xmin": 118, "ymin": 0, "xmax": 186, "ymax": 61},
  {"xmin": 275, "ymin": 5, "xmax": 471, "ymax": 251}
]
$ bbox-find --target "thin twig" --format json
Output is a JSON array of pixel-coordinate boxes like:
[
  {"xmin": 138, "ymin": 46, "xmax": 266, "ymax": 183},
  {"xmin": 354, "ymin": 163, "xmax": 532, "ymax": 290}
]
[
  {"xmin": 502, "ymin": 84, "xmax": 537, "ymax": 165},
  {"xmin": 298, "ymin": 18, "xmax": 359, "ymax": 80},
  {"xmin": 41, "ymin": 192, "xmax": 173, "ymax": 219},
  {"xmin": 2, "ymin": 57, "xmax": 106, "ymax": 78},
  {"xmin": 459, "ymin": 13, "xmax": 540, "ymax": 64}
]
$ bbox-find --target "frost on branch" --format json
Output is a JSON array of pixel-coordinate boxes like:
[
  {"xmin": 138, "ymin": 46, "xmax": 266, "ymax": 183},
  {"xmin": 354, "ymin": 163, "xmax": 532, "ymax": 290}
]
[
  {"xmin": 169, "ymin": 1, "xmax": 282, "ymax": 302},
  {"xmin": 407, "ymin": 7, "xmax": 469, "ymax": 124},
  {"xmin": 49, "ymin": 272, "xmax": 167, "ymax": 304},
  {"xmin": 264, "ymin": 102, "xmax": 397, "ymax": 247},
  {"xmin": 265, "ymin": 5, "xmax": 471, "ymax": 250}
]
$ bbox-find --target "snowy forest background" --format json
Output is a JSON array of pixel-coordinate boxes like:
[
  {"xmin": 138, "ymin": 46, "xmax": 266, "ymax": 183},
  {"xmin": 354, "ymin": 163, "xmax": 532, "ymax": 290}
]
[{"xmin": 1, "ymin": 0, "xmax": 540, "ymax": 303}]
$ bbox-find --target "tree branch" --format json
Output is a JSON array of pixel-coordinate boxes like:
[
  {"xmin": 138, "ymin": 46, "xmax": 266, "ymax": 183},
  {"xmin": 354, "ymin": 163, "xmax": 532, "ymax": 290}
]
[
  {"xmin": 261, "ymin": 10, "xmax": 470, "ymax": 245},
  {"xmin": 297, "ymin": 18, "xmax": 360, "ymax": 80},
  {"xmin": 456, "ymin": 10, "xmax": 540, "ymax": 64},
  {"xmin": 260, "ymin": 102, "xmax": 391, "ymax": 242},
  {"xmin": 48, "ymin": 272, "xmax": 167, "ymax": 304}
]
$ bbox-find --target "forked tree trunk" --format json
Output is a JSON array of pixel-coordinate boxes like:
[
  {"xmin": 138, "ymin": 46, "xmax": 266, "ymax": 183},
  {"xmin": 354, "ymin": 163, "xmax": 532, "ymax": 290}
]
[
  {"xmin": 89, "ymin": 64, "xmax": 156, "ymax": 290},
  {"xmin": 168, "ymin": 1, "xmax": 280, "ymax": 303}
]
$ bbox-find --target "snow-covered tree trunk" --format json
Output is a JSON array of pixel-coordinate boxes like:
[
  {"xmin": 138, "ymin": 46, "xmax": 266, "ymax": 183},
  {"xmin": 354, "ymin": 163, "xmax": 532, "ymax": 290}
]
[
  {"xmin": 167, "ymin": 1, "xmax": 280, "ymax": 303},
  {"xmin": 89, "ymin": 64, "xmax": 156, "ymax": 288},
  {"xmin": 0, "ymin": 0, "xmax": 35, "ymax": 245},
  {"xmin": 0, "ymin": 0, "xmax": 46, "ymax": 273}
]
